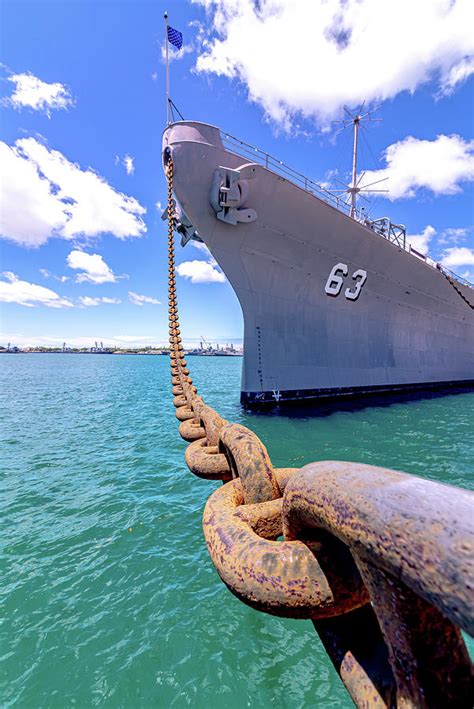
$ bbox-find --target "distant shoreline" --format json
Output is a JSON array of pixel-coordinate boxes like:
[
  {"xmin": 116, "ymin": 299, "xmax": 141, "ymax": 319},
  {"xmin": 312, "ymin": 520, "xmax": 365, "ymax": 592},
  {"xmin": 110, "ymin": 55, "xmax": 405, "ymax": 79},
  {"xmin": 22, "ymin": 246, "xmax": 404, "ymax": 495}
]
[{"xmin": 0, "ymin": 350, "xmax": 242, "ymax": 357}]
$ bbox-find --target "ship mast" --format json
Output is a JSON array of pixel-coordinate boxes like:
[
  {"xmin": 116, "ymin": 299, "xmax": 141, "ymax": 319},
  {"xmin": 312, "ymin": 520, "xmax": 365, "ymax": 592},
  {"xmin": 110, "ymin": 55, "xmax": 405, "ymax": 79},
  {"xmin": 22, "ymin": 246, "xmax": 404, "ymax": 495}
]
[
  {"xmin": 331, "ymin": 104, "xmax": 387, "ymax": 220},
  {"xmin": 348, "ymin": 114, "xmax": 361, "ymax": 219}
]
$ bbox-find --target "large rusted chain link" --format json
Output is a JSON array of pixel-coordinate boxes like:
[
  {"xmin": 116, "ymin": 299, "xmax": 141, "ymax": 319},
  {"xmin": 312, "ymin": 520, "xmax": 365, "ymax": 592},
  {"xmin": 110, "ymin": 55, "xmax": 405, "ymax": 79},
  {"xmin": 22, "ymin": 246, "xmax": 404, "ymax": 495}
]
[
  {"xmin": 184, "ymin": 406, "xmax": 233, "ymax": 481},
  {"xmin": 218, "ymin": 423, "xmax": 281, "ymax": 503},
  {"xmin": 203, "ymin": 472, "xmax": 369, "ymax": 618},
  {"xmin": 282, "ymin": 462, "xmax": 474, "ymax": 706},
  {"xmin": 164, "ymin": 154, "xmax": 473, "ymax": 708}
]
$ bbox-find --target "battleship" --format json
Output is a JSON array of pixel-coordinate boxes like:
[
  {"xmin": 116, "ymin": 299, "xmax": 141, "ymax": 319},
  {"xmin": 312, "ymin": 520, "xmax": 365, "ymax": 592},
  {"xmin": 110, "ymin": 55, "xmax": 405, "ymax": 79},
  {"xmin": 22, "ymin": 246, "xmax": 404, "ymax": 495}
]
[{"xmin": 162, "ymin": 119, "xmax": 474, "ymax": 405}]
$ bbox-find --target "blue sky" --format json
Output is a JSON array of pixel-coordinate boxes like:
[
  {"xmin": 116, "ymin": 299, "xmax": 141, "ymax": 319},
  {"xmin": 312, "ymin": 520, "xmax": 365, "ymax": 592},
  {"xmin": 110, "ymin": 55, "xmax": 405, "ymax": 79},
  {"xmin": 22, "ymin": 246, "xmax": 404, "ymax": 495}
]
[{"xmin": 1, "ymin": 0, "xmax": 473, "ymax": 349}]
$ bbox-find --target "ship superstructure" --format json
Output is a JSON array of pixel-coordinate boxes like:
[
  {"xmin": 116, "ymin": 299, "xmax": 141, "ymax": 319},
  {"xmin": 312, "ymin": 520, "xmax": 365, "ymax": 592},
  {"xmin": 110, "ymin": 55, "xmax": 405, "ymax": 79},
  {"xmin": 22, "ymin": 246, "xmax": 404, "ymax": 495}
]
[{"xmin": 162, "ymin": 120, "xmax": 473, "ymax": 404}]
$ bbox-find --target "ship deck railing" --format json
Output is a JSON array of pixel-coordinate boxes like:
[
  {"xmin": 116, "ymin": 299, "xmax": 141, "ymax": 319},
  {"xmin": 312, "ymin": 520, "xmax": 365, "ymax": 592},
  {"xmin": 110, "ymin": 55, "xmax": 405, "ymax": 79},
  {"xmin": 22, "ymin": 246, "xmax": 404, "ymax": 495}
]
[
  {"xmin": 438, "ymin": 264, "xmax": 473, "ymax": 288},
  {"xmin": 220, "ymin": 130, "xmax": 473, "ymax": 290},
  {"xmin": 221, "ymin": 131, "xmax": 356, "ymax": 218}
]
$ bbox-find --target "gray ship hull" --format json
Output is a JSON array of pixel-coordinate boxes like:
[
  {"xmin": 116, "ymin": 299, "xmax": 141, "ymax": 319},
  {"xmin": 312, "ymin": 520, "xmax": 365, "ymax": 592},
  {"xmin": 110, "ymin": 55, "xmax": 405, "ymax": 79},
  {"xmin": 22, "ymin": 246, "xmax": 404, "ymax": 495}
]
[{"xmin": 163, "ymin": 122, "xmax": 474, "ymax": 404}]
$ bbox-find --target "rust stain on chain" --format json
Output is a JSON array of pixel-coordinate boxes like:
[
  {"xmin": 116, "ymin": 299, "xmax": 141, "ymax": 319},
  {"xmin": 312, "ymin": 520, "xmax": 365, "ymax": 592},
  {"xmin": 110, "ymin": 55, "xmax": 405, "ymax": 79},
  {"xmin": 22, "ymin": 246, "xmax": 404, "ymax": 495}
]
[{"xmin": 164, "ymin": 156, "xmax": 473, "ymax": 707}]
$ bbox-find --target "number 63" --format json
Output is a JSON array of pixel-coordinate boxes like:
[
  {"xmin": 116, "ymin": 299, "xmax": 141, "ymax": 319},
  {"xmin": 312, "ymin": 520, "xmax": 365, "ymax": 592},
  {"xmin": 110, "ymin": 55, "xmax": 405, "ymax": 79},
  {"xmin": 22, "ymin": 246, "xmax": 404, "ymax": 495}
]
[{"xmin": 325, "ymin": 263, "xmax": 367, "ymax": 301}]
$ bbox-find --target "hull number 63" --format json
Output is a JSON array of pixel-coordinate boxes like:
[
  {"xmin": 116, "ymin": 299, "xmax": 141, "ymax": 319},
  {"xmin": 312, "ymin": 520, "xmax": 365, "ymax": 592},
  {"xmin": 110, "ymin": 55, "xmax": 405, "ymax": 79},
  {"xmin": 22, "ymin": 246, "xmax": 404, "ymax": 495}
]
[{"xmin": 325, "ymin": 263, "xmax": 367, "ymax": 301}]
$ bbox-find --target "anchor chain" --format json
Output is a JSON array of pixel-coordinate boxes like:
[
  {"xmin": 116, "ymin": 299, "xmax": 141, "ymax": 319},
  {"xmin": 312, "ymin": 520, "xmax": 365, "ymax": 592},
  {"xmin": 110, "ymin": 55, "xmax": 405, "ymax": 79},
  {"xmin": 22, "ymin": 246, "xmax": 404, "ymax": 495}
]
[
  {"xmin": 164, "ymin": 155, "xmax": 473, "ymax": 707},
  {"xmin": 443, "ymin": 271, "xmax": 474, "ymax": 309}
]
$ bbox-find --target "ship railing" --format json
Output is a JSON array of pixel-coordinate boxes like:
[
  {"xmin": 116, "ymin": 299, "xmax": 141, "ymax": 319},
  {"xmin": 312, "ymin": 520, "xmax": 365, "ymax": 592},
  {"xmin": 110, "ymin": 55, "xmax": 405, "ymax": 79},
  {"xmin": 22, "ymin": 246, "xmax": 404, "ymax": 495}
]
[
  {"xmin": 438, "ymin": 264, "xmax": 473, "ymax": 288},
  {"xmin": 220, "ymin": 131, "xmax": 362, "ymax": 219},
  {"xmin": 369, "ymin": 222, "xmax": 473, "ymax": 288}
]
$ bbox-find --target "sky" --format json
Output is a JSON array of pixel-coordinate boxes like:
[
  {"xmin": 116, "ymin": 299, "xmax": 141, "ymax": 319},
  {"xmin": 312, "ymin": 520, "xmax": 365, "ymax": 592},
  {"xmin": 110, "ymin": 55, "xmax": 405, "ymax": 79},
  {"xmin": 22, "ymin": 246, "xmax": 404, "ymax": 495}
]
[{"xmin": 0, "ymin": 0, "xmax": 473, "ymax": 349}]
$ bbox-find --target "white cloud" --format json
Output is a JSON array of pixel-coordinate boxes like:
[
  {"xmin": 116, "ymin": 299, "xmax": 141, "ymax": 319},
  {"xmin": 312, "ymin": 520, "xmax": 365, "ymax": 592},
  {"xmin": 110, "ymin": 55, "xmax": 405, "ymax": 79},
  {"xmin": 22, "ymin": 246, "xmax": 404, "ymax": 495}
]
[
  {"xmin": 406, "ymin": 225, "xmax": 473, "ymax": 261},
  {"xmin": 189, "ymin": 19, "xmax": 206, "ymax": 43},
  {"xmin": 407, "ymin": 225, "xmax": 436, "ymax": 255},
  {"xmin": 437, "ymin": 227, "xmax": 470, "ymax": 246},
  {"xmin": 6, "ymin": 72, "xmax": 74, "ymax": 115},
  {"xmin": 0, "ymin": 271, "xmax": 73, "ymax": 308},
  {"xmin": 441, "ymin": 247, "xmax": 474, "ymax": 268},
  {"xmin": 160, "ymin": 42, "xmax": 193, "ymax": 64},
  {"xmin": 78, "ymin": 296, "xmax": 121, "ymax": 307},
  {"xmin": 67, "ymin": 250, "xmax": 119, "ymax": 284},
  {"xmin": 319, "ymin": 168, "xmax": 339, "ymax": 190},
  {"xmin": 190, "ymin": 240, "xmax": 211, "ymax": 254},
  {"xmin": 128, "ymin": 291, "xmax": 161, "ymax": 306},
  {"xmin": 0, "ymin": 140, "xmax": 67, "ymax": 247},
  {"xmin": 0, "ymin": 270, "xmax": 125, "ymax": 308},
  {"xmin": 443, "ymin": 227, "xmax": 469, "ymax": 240},
  {"xmin": 122, "ymin": 155, "xmax": 135, "ymax": 175},
  {"xmin": 177, "ymin": 259, "xmax": 226, "ymax": 283},
  {"xmin": 0, "ymin": 138, "xmax": 146, "ymax": 247},
  {"xmin": 360, "ymin": 135, "xmax": 474, "ymax": 200},
  {"xmin": 439, "ymin": 56, "xmax": 474, "ymax": 96},
  {"xmin": 155, "ymin": 200, "xmax": 162, "ymax": 211},
  {"xmin": 39, "ymin": 268, "xmax": 69, "ymax": 283},
  {"xmin": 195, "ymin": 0, "xmax": 474, "ymax": 128}
]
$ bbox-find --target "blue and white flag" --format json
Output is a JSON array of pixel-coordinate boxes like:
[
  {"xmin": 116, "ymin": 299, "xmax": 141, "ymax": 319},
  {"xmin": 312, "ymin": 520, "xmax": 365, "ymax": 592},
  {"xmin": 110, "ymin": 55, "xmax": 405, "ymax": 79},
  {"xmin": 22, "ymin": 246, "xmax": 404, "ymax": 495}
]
[{"xmin": 167, "ymin": 25, "xmax": 183, "ymax": 50}]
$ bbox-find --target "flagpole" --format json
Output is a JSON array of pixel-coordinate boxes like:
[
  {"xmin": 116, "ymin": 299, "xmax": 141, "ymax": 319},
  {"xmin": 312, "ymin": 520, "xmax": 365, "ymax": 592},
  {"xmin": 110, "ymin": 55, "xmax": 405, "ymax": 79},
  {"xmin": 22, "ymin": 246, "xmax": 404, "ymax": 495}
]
[{"xmin": 164, "ymin": 11, "xmax": 170, "ymax": 125}]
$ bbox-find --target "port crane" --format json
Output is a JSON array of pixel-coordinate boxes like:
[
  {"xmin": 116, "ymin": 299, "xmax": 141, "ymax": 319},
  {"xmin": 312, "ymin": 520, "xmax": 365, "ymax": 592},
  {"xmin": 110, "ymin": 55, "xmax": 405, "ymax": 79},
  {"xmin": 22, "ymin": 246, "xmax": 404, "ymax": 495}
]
[{"xmin": 200, "ymin": 335, "xmax": 213, "ymax": 352}]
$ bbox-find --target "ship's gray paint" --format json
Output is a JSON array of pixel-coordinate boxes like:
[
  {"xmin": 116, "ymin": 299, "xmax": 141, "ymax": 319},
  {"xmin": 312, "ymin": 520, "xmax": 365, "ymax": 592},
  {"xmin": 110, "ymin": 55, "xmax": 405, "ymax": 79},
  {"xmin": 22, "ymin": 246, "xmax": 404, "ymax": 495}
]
[{"xmin": 163, "ymin": 122, "xmax": 474, "ymax": 403}]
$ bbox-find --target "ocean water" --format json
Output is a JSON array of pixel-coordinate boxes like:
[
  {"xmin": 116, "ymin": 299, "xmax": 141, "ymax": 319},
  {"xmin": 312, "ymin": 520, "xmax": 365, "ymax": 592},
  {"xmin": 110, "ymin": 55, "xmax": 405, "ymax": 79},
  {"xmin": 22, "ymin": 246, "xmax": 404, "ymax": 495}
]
[{"xmin": 2, "ymin": 354, "xmax": 473, "ymax": 708}]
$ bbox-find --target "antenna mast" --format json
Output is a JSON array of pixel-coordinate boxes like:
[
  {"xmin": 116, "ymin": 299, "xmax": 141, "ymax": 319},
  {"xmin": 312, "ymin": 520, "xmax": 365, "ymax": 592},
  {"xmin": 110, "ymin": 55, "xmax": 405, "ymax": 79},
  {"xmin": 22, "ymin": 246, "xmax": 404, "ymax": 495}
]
[
  {"xmin": 349, "ymin": 114, "xmax": 361, "ymax": 219},
  {"xmin": 331, "ymin": 104, "xmax": 387, "ymax": 220}
]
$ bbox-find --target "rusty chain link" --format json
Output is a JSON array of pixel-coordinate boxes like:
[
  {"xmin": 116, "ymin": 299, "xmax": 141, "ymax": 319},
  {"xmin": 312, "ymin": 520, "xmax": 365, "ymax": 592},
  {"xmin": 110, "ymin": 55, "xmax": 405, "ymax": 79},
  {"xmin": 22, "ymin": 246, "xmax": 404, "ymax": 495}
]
[{"xmin": 164, "ymin": 155, "xmax": 473, "ymax": 707}]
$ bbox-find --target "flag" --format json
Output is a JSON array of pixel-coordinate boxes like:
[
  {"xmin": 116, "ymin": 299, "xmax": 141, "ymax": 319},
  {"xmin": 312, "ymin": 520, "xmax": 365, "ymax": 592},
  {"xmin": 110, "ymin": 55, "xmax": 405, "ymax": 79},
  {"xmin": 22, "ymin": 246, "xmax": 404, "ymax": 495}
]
[{"xmin": 167, "ymin": 25, "xmax": 183, "ymax": 50}]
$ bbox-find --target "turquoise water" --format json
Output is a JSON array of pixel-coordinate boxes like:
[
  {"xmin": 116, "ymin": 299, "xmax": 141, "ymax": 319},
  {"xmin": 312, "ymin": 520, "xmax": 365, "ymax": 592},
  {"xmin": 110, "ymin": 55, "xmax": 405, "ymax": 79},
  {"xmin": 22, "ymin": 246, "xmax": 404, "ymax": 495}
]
[{"xmin": 2, "ymin": 354, "xmax": 473, "ymax": 707}]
